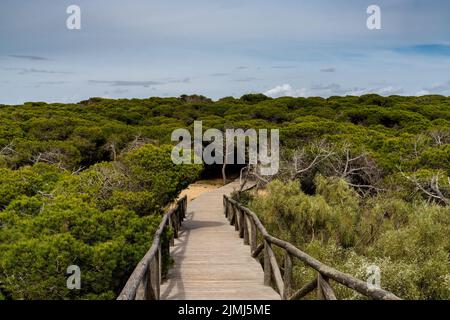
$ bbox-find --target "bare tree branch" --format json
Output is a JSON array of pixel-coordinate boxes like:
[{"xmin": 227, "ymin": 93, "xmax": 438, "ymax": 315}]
[
  {"xmin": 400, "ymin": 170, "xmax": 450, "ymax": 206},
  {"xmin": 0, "ymin": 142, "xmax": 16, "ymax": 156},
  {"xmin": 429, "ymin": 129, "xmax": 450, "ymax": 146}
]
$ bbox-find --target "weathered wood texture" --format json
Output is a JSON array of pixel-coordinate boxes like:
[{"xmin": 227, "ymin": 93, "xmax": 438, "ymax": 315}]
[
  {"xmin": 159, "ymin": 181, "xmax": 280, "ymax": 300},
  {"xmin": 118, "ymin": 180, "xmax": 401, "ymax": 301},
  {"xmin": 223, "ymin": 196, "xmax": 402, "ymax": 301},
  {"xmin": 117, "ymin": 196, "xmax": 187, "ymax": 300}
]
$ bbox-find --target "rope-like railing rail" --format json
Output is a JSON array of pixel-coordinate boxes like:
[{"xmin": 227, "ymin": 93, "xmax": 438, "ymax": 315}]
[
  {"xmin": 117, "ymin": 196, "xmax": 187, "ymax": 300},
  {"xmin": 223, "ymin": 195, "xmax": 401, "ymax": 301}
]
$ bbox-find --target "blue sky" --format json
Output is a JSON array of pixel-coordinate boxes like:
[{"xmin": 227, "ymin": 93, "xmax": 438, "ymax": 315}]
[{"xmin": 1, "ymin": 0, "xmax": 450, "ymax": 104}]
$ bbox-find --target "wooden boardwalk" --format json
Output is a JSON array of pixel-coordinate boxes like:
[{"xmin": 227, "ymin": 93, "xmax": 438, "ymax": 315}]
[
  {"xmin": 160, "ymin": 181, "xmax": 280, "ymax": 300},
  {"xmin": 119, "ymin": 181, "xmax": 401, "ymax": 301}
]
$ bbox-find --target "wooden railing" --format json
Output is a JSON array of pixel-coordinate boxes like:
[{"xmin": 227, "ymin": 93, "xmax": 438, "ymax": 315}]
[
  {"xmin": 223, "ymin": 195, "xmax": 401, "ymax": 300},
  {"xmin": 117, "ymin": 196, "xmax": 187, "ymax": 300}
]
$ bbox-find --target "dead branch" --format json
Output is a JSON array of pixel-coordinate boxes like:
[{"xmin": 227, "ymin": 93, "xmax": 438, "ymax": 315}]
[
  {"xmin": 400, "ymin": 170, "xmax": 450, "ymax": 206},
  {"xmin": 0, "ymin": 142, "xmax": 16, "ymax": 155},
  {"xmin": 71, "ymin": 166, "xmax": 85, "ymax": 175},
  {"xmin": 429, "ymin": 129, "xmax": 450, "ymax": 146},
  {"xmin": 291, "ymin": 140, "xmax": 334, "ymax": 179},
  {"xmin": 31, "ymin": 151, "xmax": 68, "ymax": 171}
]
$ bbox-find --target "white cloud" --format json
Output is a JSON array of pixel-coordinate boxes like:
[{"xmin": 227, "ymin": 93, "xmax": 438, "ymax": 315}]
[
  {"xmin": 345, "ymin": 86, "xmax": 404, "ymax": 96},
  {"xmin": 264, "ymin": 83, "xmax": 404, "ymax": 98},
  {"xmin": 424, "ymin": 81, "xmax": 450, "ymax": 93},
  {"xmin": 264, "ymin": 84, "xmax": 308, "ymax": 98},
  {"xmin": 414, "ymin": 81, "xmax": 450, "ymax": 96},
  {"xmin": 415, "ymin": 90, "xmax": 430, "ymax": 96},
  {"xmin": 376, "ymin": 86, "xmax": 404, "ymax": 95}
]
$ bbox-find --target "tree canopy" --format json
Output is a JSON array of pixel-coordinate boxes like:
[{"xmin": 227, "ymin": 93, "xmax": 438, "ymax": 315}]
[{"xmin": 0, "ymin": 94, "xmax": 449, "ymax": 299}]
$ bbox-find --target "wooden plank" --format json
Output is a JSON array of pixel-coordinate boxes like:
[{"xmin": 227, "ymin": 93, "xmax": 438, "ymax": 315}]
[
  {"xmin": 160, "ymin": 181, "xmax": 279, "ymax": 300},
  {"xmin": 123, "ymin": 182, "xmax": 401, "ymax": 301}
]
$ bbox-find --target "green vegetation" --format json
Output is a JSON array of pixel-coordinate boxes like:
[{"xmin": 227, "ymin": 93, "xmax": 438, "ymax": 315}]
[
  {"xmin": 0, "ymin": 147, "xmax": 201, "ymax": 299},
  {"xmin": 0, "ymin": 94, "xmax": 449, "ymax": 299},
  {"xmin": 248, "ymin": 179, "xmax": 449, "ymax": 300}
]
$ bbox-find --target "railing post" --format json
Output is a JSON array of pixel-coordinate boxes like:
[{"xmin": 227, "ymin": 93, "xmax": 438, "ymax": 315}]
[
  {"xmin": 283, "ymin": 252, "xmax": 293, "ymax": 300},
  {"xmin": 223, "ymin": 195, "xmax": 229, "ymax": 220},
  {"xmin": 179, "ymin": 198, "xmax": 184, "ymax": 221},
  {"xmin": 168, "ymin": 217, "xmax": 175, "ymax": 246},
  {"xmin": 177, "ymin": 205, "xmax": 181, "ymax": 229},
  {"xmin": 243, "ymin": 214, "xmax": 250, "ymax": 245},
  {"xmin": 183, "ymin": 197, "xmax": 187, "ymax": 220},
  {"xmin": 233, "ymin": 205, "xmax": 239, "ymax": 231},
  {"xmin": 317, "ymin": 273, "xmax": 337, "ymax": 300},
  {"xmin": 136, "ymin": 273, "xmax": 146, "ymax": 300},
  {"xmin": 155, "ymin": 244, "xmax": 161, "ymax": 299},
  {"xmin": 162, "ymin": 223, "xmax": 171, "ymax": 262},
  {"xmin": 224, "ymin": 197, "xmax": 228, "ymax": 219},
  {"xmin": 249, "ymin": 218, "xmax": 257, "ymax": 252},
  {"xmin": 145, "ymin": 263, "xmax": 156, "ymax": 300},
  {"xmin": 263, "ymin": 240, "xmax": 272, "ymax": 286},
  {"xmin": 173, "ymin": 210, "xmax": 179, "ymax": 239},
  {"xmin": 238, "ymin": 208, "xmax": 245, "ymax": 238},
  {"xmin": 317, "ymin": 273, "xmax": 325, "ymax": 300},
  {"xmin": 265, "ymin": 240, "xmax": 285, "ymax": 297}
]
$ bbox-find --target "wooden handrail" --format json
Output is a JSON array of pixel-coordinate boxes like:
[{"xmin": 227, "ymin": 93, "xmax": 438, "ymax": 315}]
[
  {"xmin": 223, "ymin": 195, "xmax": 402, "ymax": 301},
  {"xmin": 117, "ymin": 196, "xmax": 187, "ymax": 300}
]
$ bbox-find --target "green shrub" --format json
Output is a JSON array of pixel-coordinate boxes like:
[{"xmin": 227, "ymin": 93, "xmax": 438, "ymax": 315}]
[
  {"xmin": 0, "ymin": 144, "xmax": 201, "ymax": 299},
  {"xmin": 249, "ymin": 178, "xmax": 450, "ymax": 300}
]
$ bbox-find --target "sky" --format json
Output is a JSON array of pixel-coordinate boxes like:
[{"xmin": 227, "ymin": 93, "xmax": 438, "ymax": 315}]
[{"xmin": 1, "ymin": 0, "xmax": 450, "ymax": 104}]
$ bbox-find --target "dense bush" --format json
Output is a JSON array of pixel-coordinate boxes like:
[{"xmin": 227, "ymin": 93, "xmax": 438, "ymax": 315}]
[
  {"xmin": 249, "ymin": 178, "xmax": 450, "ymax": 300},
  {"xmin": 0, "ymin": 94, "xmax": 448, "ymax": 300},
  {"xmin": 0, "ymin": 94, "xmax": 449, "ymax": 174},
  {"xmin": 0, "ymin": 145, "xmax": 201, "ymax": 299}
]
